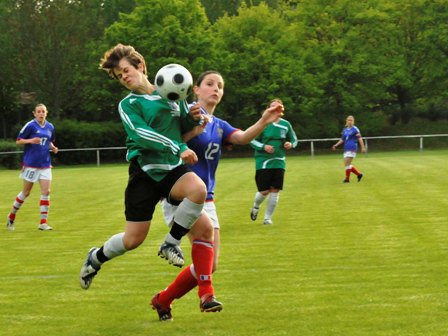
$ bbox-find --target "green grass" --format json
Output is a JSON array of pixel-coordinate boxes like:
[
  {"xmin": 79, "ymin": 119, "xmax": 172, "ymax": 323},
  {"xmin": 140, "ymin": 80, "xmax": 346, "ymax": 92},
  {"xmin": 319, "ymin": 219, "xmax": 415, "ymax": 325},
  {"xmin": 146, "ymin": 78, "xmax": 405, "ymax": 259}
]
[{"xmin": 1, "ymin": 150, "xmax": 448, "ymax": 336}]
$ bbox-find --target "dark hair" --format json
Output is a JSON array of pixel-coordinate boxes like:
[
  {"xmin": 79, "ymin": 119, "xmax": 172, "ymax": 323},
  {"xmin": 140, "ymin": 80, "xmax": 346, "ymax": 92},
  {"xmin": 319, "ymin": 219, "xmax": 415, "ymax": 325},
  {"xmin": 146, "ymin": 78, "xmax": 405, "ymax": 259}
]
[
  {"xmin": 34, "ymin": 103, "xmax": 47, "ymax": 111},
  {"xmin": 100, "ymin": 43, "xmax": 147, "ymax": 79},
  {"xmin": 195, "ymin": 70, "xmax": 222, "ymax": 86}
]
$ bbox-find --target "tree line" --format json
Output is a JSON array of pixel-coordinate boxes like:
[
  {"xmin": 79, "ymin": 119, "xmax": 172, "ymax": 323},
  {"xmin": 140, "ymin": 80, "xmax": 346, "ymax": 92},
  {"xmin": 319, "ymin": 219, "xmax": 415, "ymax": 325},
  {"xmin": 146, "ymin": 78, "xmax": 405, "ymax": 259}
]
[{"xmin": 1, "ymin": 0, "xmax": 447, "ymax": 143}]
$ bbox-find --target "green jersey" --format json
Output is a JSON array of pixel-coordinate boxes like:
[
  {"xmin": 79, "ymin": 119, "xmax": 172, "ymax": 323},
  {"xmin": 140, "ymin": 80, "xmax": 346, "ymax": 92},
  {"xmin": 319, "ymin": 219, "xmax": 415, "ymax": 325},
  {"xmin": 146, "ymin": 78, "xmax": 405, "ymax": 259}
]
[
  {"xmin": 250, "ymin": 118, "xmax": 298, "ymax": 170},
  {"xmin": 118, "ymin": 91, "xmax": 198, "ymax": 181}
]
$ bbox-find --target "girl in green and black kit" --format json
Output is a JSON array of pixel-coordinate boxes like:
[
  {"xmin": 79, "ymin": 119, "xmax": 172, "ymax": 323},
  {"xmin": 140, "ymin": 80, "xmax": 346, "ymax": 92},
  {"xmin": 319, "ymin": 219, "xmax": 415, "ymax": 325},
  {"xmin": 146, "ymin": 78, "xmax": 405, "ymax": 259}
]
[{"xmin": 250, "ymin": 99, "xmax": 298, "ymax": 225}]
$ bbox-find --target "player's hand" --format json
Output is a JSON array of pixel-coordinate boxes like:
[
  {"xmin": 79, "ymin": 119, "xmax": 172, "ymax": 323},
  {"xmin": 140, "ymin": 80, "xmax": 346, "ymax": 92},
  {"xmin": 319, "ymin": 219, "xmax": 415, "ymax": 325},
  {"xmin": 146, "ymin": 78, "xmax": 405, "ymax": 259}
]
[
  {"xmin": 189, "ymin": 103, "xmax": 202, "ymax": 122},
  {"xmin": 264, "ymin": 145, "xmax": 275, "ymax": 153},
  {"xmin": 361, "ymin": 147, "xmax": 367, "ymax": 153},
  {"xmin": 284, "ymin": 142, "xmax": 292, "ymax": 150},
  {"xmin": 52, "ymin": 146, "xmax": 59, "ymax": 154},
  {"xmin": 180, "ymin": 149, "xmax": 198, "ymax": 165},
  {"xmin": 29, "ymin": 137, "xmax": 41, "ymax": 144},
  {"xmin": 261, "ymin": 102, "xmax": 284, "ymax": 124}
]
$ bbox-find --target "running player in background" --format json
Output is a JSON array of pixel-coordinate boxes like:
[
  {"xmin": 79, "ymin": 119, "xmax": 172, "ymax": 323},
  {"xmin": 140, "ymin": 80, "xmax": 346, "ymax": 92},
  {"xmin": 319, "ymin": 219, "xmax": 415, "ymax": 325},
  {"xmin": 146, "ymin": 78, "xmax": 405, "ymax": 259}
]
[
  {"xmin": 79, "ymin": 44, "xmax": 221, "ymax": 312},
  {"xmin": 332, "ymin": 115, "xmax": 367, "ymax": 183},
  {"xmin": 250, "ymin": 99, "xmax": 298, "ymax": 225},
  {"xmin": 6, "ymin": 103, "xmax": 58, "ymax": 231},
  {"xmin": 151, "ymin": 71, "xmax": 284, "ymax": 321}
]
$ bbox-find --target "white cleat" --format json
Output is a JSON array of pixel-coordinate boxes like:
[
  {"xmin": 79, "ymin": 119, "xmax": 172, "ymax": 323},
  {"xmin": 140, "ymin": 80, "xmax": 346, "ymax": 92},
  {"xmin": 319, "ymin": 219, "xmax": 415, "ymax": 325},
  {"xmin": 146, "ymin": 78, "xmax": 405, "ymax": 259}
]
[
  {"xmin": 263, "ymin": 219, "xmax": 273, "ymax": 225},
  {"xmin": 80, "ymin": 247, "xmax": 101, "ymax": 289},
  {"xmin": 38, "ymin": 224, "xmax": 53, "ymax": 231},
  {"xmin": 158, "ymin": 242, "xmax": 185, "ymax": 267},
  {"xmin": 6, "ymin": 216, "xmax": 15, "ymax": 231}
]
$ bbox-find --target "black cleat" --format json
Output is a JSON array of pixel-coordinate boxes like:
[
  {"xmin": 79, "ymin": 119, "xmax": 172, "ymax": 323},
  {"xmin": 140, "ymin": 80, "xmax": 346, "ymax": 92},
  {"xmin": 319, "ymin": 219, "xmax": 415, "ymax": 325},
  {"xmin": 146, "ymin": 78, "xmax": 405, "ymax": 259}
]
[
  {"xmin": 250, "ymin": 207, "xmax": 259, "ymax": 221},
  {"xmin": 200, "ymin": 294, "xmax": 223, "ymax": 313},
  {"xmin": 151, "ymin": 293, "xmax": 173, "ymax": 321},
  {"xmin": 357, "ymin": 174, "xmax": 363, "ymax": 182}
]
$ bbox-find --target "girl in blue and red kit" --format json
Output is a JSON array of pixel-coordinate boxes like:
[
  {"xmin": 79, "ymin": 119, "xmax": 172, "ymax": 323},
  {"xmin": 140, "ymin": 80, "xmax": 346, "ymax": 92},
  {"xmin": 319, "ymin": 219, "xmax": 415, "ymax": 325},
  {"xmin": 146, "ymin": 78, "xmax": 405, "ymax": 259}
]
[
  {"xmin": 6, "ymin": 103, "xmax": 58, "ymax": 231},
  {"xmin": 332, "ymin": 115, "xmax": 366, "ymax": 183}
]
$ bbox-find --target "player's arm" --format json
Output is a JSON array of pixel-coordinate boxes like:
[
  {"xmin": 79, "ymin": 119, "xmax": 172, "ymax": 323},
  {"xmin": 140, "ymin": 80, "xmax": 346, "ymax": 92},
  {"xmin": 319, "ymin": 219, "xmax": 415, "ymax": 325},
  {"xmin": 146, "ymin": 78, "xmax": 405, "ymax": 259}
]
[
  {"xmin": 357, "ymin": 133, "xmax": 367, "ymax": 153},
  {"xmin": 119, "ymin": 100, "xmax": 189, "ymax": 156},
  {"xmin": 180, "ymin": 100, "xmax": 203, "ymax": 134},
  {"xmin": 229, "ymin": 104, "xmax": 284, "ymax": 145},
  {"xmin": 332, "ymin": 139, "xmax": 344, "ymax": 150},
  {"xmin": 284, "ymin": 122, "xmax": 298, "ymax": 150},
  {"xmin": 16, "ymin": 138, "xmax": 41, "ymax": 145},
  {"xmin": 50, "ymin": 142, "xmax": 59, "ymax": 154}
]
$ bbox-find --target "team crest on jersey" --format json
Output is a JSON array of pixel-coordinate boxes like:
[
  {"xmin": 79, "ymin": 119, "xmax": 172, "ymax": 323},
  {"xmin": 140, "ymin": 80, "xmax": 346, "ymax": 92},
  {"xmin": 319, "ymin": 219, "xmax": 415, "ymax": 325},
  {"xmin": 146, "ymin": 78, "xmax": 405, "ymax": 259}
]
[{"xmin": 168, "ymin": 101, "xmax": 180, "ymax": 117}]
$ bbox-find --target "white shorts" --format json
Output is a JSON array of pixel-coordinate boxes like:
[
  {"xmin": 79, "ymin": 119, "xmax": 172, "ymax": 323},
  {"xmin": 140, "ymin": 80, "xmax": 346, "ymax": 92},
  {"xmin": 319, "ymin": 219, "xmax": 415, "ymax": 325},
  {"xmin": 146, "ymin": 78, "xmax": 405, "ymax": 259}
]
[
  {"xmin": 20, "ymin": 167, "xmax": 52, "ymax": 183},
  {"xmin": 161, "ymin": 199, "xmax": 220, "ymax": 229},
  {"xmin": 343, "ymin": 151, "xmax": 357, "ymax": 158}
]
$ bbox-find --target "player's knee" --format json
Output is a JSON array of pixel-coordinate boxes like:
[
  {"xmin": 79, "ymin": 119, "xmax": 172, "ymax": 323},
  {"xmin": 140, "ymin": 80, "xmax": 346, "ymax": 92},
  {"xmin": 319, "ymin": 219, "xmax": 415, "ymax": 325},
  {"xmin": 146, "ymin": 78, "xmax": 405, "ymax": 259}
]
[
  {"xmin": 190, "ymin": 214, "xmax": 213, "ymax": 240},
  {"xmin": 123, "ymin": 235, "xmax": 145, "ymax": 250}
]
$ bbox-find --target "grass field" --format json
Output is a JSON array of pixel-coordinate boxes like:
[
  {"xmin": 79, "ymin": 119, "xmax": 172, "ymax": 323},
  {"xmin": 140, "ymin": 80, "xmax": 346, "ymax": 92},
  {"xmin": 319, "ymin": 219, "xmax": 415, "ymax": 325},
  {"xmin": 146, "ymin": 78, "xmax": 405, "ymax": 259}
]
[{"xmin": 1, "ymin": 150, "xmax": 447, "ymax": 336}]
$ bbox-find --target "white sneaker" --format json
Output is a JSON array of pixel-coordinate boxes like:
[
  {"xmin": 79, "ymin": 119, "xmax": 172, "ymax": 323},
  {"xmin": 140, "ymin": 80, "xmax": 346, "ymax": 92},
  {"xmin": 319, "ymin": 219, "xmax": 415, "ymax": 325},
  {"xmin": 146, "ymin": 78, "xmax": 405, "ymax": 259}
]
[
  {"xmin": 263, "ymin": 219, "xmax": 273, "ymax": 225},
  {"xmin": 38, "ymin": 224, "xmax": 53, "ymax": 231},
  {"xmin": 6, "ymin": 216, "xmax": 15, "ymax": 231}
]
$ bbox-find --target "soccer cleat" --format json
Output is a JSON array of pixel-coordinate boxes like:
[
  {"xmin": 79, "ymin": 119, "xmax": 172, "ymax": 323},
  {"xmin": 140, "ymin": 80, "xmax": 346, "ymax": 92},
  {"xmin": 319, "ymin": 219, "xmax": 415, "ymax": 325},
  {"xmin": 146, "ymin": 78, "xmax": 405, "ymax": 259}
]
[
  {"xmin": 158, "ymin": 242, "xmax": 184, "ymax": 267},
  {"xmin": 6, "ymin": 216, "xmax": 15, "ymax": 231},
  {"xmin": 343, "ymin": 179, "xmax": 350, "ymax": 183},
  {"xmin": 357, "ymin": 174, "xmax": 363, "ymax": 182},
  {"xmin": 250, "ymin": 207, "xmax": 259, "ymax": 221},
  {"xmin": 263, "ymin": 219, "xmax": 273, "ymax": 225},
  {"xmin": 80, "ymin": 247, "xmax": 101, "ymax": 289},
  {"xmin": 38, "ymin": 224, "xmax": 53, "ymax": 231},
  {"xmin": 151, "ymin": 293, "xmax": 173, "ymax": 321},
  {"xmin": 200, "ymin": 294, "xmax": 223, "ymax": 313}
]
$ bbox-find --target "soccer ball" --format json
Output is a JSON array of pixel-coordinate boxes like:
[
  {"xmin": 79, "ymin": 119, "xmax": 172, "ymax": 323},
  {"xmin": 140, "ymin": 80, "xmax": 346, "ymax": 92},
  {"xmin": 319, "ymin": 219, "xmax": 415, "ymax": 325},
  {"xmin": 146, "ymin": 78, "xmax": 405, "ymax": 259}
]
[{"xmin": 155, "ymin": 64, "xmax": 193, "ymax": 101}]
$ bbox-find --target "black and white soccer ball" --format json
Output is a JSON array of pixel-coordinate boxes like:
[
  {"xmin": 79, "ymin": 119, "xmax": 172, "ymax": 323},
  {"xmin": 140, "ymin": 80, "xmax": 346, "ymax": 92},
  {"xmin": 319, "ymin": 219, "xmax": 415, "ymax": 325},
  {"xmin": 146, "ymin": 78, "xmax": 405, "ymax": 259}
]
[{"xmin": 155, "ymin": 64, "xmax": 193, "ymax": 101}]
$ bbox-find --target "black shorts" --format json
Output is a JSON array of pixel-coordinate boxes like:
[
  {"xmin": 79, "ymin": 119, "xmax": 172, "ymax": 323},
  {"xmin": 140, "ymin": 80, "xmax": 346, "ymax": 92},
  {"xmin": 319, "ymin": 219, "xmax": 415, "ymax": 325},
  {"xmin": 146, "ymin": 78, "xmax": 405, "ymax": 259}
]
[
  {"xmin": 255, "ymin": 168, "xmax": 285, "ymax": 192},
  {"xmin": 124, "ymin": 159, "xmax": 192, "ymax": 222}
]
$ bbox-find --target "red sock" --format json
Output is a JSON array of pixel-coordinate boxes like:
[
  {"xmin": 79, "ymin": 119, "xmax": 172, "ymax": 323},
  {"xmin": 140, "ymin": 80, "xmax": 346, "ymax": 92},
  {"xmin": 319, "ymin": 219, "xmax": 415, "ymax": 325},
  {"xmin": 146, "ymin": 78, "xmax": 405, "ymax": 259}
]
[
  {"xmin": 158, "ymin": 265, "xmax": 198, "ymax": 306},
  {"xmin": 345, "ymin": 168, "xmax": 351, "ymax": 180},
  {"xmin": 351, "ymin": 166, "xmax": 361, "ymax": 175},
  {"xmin": 191, "ymin": 240, "xmax": 214, "ymax": 298}
]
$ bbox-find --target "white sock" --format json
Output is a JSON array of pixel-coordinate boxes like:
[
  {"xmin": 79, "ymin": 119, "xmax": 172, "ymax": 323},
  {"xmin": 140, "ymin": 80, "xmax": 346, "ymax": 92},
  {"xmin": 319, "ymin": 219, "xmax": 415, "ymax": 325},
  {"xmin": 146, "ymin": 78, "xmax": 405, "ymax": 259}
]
[
  {"xmin": 102, "ymin": 232, "xmax": 126, "ymax": 259},
  {"xmin": 173, "ymin": 198, "xmax": 204, "ymax": 230},
  {"xmin": 253, "ymin": 192, "xmax": 267, "ymax": 209},
  {"xmin": 265, "ymin": 192, "xmax": 279, "ymax": 220}
]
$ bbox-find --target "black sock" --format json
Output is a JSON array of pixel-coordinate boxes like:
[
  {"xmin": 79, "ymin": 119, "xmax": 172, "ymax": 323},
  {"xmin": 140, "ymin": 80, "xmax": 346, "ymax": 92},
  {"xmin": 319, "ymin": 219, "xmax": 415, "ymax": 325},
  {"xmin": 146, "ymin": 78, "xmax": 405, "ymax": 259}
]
[
  {"xmin": 96, "ymin": 247, "xmax": 110, "ymax": 263},
  {"xmin": 169, "ymin": 222, "xmax": 190, "ymax": 240}
]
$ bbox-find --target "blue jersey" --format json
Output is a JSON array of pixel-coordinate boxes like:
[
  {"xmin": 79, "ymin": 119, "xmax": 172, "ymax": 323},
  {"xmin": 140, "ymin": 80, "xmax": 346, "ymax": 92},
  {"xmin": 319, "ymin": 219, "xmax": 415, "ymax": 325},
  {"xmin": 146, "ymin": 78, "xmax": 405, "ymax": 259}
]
[
  {"xmin": 341, "ymin": 126, "xmax": 361, "ymax": 151},
  {"xmin": 17, "ymin": 119, "xmax": 55, "ymax": 168},
  {"xmin": 187, "ymin": 107, "xmax": 238, "ymax": 201}
]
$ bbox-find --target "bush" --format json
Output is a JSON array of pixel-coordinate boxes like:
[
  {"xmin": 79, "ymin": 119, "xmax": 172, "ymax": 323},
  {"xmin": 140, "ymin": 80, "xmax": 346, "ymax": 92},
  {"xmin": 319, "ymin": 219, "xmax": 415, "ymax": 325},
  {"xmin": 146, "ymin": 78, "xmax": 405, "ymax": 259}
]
[
  {"xmin": 0, "ymin": 140, "xmax": 22, "ymax": 169},
  {"xmin": 52, "ymin": 120, "xmax": 127, "ymax": 165}
]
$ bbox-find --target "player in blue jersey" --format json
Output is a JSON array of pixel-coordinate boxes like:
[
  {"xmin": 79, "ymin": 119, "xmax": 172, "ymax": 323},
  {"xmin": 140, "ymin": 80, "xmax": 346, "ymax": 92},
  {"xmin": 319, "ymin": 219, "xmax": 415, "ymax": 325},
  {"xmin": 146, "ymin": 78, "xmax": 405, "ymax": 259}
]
[
  {"xmin": 151, "ymin": 71, "xmax": 284, "ymax": 321},
  {"xmin": 79, "ymin": 44, "xmax": 222, "ymax": 314},
  {"xmin": 332, "ymin": 115, "xmax": 366, "ymax": 183},
  {"xmin": 6, "ymin": 103, "xmax": 58, "ymax": 231}
]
